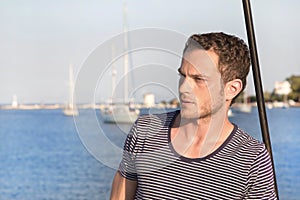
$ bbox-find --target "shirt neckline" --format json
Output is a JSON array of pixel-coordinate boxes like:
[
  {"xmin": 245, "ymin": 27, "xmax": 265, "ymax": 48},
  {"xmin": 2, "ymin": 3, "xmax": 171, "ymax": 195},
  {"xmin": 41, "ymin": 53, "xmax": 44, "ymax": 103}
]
[{"xmin": 167, "ymin": 110, "xmax": 237, "ymax": 162}]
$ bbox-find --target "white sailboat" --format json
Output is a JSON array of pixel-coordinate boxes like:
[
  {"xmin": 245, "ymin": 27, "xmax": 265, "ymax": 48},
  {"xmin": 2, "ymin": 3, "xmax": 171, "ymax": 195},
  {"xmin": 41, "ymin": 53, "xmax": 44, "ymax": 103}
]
[
  {"xmin": 238, "ymin": 103, "xmax": 252, "ymax": 113},
  {"xmin": 228, "ymin": 109, "xmax": 233, "ymax": 117},
  {"xmin": 101, "ymin": 3, "xmax": 139, "ymax": 123},
  {"xmin": 63, "ymin": 64, "xmax": 78, "ymax": 116},
  {"xmin": 11, "ymin": 94, "xmax": 18, "ymax": 108},
  {"xmin": 102, "ymin": 104, "xmax": 139, "ymax": 124},
  {"xmin": 236, "ymin": 91, "xmax": 252, "ymax": 113}
]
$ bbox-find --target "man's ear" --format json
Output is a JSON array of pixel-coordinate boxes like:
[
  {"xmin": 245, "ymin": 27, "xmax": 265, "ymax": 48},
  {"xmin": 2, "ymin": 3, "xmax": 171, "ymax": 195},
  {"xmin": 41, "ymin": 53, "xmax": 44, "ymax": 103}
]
[{"xmin": 225, "ymin": 79, "xmax": 243, "ymax": 101}]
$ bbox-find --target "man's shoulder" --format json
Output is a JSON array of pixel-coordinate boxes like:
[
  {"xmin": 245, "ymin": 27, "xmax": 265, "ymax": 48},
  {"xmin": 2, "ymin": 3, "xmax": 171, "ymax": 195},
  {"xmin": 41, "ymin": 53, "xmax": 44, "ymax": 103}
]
[
  {"xmin": 230, "ymin": 126, "xmax": 266, "ymax": 156},
  {"xmin": 136, "ymin": 110, "xmax": 179, "ymax": 126},
  {"xmin": 130, "ymin": 110, "xmax": 179, "ymax": 140}
]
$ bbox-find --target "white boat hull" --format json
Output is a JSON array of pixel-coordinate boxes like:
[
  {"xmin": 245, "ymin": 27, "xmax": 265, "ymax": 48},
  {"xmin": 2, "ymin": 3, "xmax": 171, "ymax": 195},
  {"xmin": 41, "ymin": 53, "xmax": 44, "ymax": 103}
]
[
  {"xmin": 238, "ymin": 104, "xmax": 252, "ymax": 113},
  {"xmin": 101, "ymin": 105, "xmax": 139, "ymax": 124},
  {"xmin": 63, "ymin": 107, "xmax": 78, "ymax": 116}
]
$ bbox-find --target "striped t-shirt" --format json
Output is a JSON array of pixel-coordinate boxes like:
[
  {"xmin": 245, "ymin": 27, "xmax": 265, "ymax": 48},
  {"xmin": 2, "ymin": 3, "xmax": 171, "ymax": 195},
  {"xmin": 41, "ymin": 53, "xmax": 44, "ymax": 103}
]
[{"xmin": 119, "ymin": 110, "xmax": 277, "ymax": 199}]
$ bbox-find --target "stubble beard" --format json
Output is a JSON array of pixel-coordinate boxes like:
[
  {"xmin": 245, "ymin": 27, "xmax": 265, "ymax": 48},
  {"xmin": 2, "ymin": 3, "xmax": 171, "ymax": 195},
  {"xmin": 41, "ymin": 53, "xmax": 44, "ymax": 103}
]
[{"xmin": 180, "ymin": 89, "xmax": 225, "ymax": 122}]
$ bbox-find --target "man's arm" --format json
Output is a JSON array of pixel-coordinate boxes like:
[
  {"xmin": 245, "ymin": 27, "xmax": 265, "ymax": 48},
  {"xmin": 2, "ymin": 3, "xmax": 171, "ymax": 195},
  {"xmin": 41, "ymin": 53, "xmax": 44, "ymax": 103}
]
[
  {"xmin": 245, "ymin": 147, "xmax": 277, "ymax": 199},
  {"xmin": 110, "ymin": 171, "xmax": 137, "ymax": 200}
]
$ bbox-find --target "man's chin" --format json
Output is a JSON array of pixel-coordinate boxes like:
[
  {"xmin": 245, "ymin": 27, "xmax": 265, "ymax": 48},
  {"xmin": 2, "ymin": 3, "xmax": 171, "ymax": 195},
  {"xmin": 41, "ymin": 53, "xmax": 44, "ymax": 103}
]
[
  {"xmin": 180, "ymin": 109, "xmax": 213, "ymax": 121},
  {"xmin": 180, "ymin": 110, "xmax": 199, "ymax": 120}
]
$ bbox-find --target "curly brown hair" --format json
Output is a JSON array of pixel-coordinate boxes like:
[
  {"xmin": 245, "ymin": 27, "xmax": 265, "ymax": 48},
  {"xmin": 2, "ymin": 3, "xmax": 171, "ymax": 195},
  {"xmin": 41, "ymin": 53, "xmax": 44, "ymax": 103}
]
[{"xmin": 184, "ymin": 32, "xmax": 251, "ymax": 100}]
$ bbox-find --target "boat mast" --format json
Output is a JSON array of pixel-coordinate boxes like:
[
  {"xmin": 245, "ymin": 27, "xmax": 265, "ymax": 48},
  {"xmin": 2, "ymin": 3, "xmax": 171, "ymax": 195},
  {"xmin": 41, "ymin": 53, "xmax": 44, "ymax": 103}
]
[
  {"xmin": 111, "ymin": 45, "xmax": 117, "ymax": 103},
  {"xmin": 68, "ymin": 64, "xmax": 75, "ymax": 108},
  {"xmin": 123, "ymin": 2, "xmax": 129, "ymax": 103}
]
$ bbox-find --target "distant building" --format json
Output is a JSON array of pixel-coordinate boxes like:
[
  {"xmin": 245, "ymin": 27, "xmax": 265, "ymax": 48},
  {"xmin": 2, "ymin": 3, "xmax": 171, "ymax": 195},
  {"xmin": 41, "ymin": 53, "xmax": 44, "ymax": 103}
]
[
  {"xmin": 274, "ymin": 81, "xmax": 291, "ymax": 95},
  {"xmin": 143, "ymin": 93, "xmax": 155, "ymax": 108}
]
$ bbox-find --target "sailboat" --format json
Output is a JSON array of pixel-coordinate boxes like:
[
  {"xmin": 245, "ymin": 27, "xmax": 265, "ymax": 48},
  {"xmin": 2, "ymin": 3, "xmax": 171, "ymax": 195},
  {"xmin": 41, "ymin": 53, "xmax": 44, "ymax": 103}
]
[
  {"xmin": 101, "ymin": 3, "xmax": 139, "ymax": 123},
  {"xmin": 63, "ymin": 64, "xmax": 78, "ymax": 116},
  {"xmin": 101, "ymin": 104, "xmax": 139, "ymax": 124},
  {"xmin": 11, "ymin": 94, "xmax": 18, "ymax": 108},
  {"xmin": 228, "ymin": 109, "xmax": 233, "ymax": 117},
  {"xmin": 236, "ymin": 91, "xmax": 251, "ymax": 113},
  {"xmin": 101, "ymin": 55, "xmax": 140, "ymax": 123}
]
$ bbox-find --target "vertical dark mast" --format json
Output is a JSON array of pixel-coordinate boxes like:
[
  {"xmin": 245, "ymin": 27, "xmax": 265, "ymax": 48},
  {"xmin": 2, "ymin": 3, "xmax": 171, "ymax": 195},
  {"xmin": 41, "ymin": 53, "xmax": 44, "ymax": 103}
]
[{"xmin": 242, "ymin": 0, "xmax": 279, "ymax": 198}]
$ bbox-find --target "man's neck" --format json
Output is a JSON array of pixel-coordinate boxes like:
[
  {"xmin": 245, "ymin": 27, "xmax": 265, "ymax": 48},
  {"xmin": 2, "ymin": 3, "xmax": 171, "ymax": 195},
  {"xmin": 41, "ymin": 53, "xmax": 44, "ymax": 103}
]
[{"xmin": 171, "ymin": 111, "xmax": 234, "ymax": 158}]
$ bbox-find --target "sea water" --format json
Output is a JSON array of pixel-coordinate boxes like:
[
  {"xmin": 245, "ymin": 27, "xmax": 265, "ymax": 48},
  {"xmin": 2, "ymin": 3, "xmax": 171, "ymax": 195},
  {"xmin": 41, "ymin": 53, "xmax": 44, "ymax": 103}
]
[{"xmin": 0, "ymin": 107, "xmax": 299, "ymax": 200}]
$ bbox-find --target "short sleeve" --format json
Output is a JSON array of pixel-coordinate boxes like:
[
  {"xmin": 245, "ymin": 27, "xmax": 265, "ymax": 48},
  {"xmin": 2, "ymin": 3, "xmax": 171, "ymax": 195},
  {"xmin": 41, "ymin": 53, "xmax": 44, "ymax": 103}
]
[
  {"xmin": 244, "ymin": 146, "xmax": 278, "ymax": 199},
  {"xmin": 118, "ymin": 121, "xmax": 138, "ymax": 180}
]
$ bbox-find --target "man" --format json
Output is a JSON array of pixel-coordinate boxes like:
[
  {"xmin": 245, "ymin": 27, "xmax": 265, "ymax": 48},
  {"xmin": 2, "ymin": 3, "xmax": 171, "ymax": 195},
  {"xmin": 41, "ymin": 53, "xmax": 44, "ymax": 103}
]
[{"xmin": 110, "ymin": 32, "xmax": 277, "ymax": 199}]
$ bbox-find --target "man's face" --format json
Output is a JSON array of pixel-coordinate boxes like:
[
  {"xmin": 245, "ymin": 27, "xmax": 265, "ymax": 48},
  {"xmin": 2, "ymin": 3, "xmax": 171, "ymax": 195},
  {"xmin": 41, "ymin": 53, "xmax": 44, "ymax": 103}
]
[{"xmin": 178, "ymin": 49, "xmax": 226, "ymax": 120}]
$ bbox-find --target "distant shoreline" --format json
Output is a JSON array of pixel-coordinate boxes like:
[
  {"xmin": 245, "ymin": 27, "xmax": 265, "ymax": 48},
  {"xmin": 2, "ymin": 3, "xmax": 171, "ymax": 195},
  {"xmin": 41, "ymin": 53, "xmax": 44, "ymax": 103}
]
[{"xmin": 1, "ymin": 101, "xmax": 300, "ymax": 110}]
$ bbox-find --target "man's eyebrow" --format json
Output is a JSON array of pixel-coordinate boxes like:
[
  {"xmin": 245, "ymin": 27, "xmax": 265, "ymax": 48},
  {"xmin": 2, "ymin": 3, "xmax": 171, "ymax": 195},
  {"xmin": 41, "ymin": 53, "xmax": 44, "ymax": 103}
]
[
  {"xmin": 178, "ymin": 68, "xmax": 208, "ymax": 78},
  {"xmin": 190, "ymin": 73, "xmax": 208, "ymax": 79}
]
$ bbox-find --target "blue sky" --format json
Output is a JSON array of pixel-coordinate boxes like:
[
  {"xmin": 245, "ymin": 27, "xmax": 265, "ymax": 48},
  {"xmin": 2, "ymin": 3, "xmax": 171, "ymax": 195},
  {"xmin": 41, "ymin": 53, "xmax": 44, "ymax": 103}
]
[{"xmin": 0, "ymin": 0, "xmax": 299, "ymax": 104}]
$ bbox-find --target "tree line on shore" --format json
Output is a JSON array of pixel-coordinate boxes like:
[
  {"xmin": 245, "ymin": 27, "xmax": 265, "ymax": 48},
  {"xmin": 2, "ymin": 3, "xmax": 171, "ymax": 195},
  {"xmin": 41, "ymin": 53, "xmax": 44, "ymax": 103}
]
[{"xmin": 238, "ymin": 75, "xmax": 300, "ymax": 103}]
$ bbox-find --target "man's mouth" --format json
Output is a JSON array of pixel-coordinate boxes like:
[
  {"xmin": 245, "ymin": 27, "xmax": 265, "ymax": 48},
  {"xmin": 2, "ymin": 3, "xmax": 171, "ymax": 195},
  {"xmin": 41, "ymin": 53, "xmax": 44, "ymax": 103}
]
[{"xmin": 180, "ymin": 98, "xmax": 195, "ymax": 105}]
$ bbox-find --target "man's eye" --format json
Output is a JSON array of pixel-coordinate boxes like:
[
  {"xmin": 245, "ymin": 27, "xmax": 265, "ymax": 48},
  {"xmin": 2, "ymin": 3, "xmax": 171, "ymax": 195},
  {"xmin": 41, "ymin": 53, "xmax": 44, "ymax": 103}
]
[
  {"xmin": 194, "ymin": 77, "xmax": 204, "ymax": 81},
  {"xmin": 194, "ymin": 77, "xmax": 207, "ymax": 84}
]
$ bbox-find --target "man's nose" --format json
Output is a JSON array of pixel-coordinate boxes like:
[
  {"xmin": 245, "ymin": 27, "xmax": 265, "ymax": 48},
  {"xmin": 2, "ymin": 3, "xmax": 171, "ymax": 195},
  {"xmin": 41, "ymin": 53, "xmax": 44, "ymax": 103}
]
[{"xmin": 179, "ymin": 76, "xmax": 193, "ymax": 94}]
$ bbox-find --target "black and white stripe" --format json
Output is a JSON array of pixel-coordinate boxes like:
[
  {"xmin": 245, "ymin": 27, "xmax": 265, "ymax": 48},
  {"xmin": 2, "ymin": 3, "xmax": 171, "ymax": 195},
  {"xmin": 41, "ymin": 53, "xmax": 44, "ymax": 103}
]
[{"xmin": 119, "ymin": 110, "xmax": 277, "ymax": 199}]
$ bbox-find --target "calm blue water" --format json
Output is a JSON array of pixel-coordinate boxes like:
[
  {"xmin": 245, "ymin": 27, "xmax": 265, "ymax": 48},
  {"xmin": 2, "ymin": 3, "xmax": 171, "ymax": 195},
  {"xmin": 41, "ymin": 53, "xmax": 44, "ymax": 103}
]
[{"xmin": 0, "ymin": 107, "xmax": 299, "ymax": 199}]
